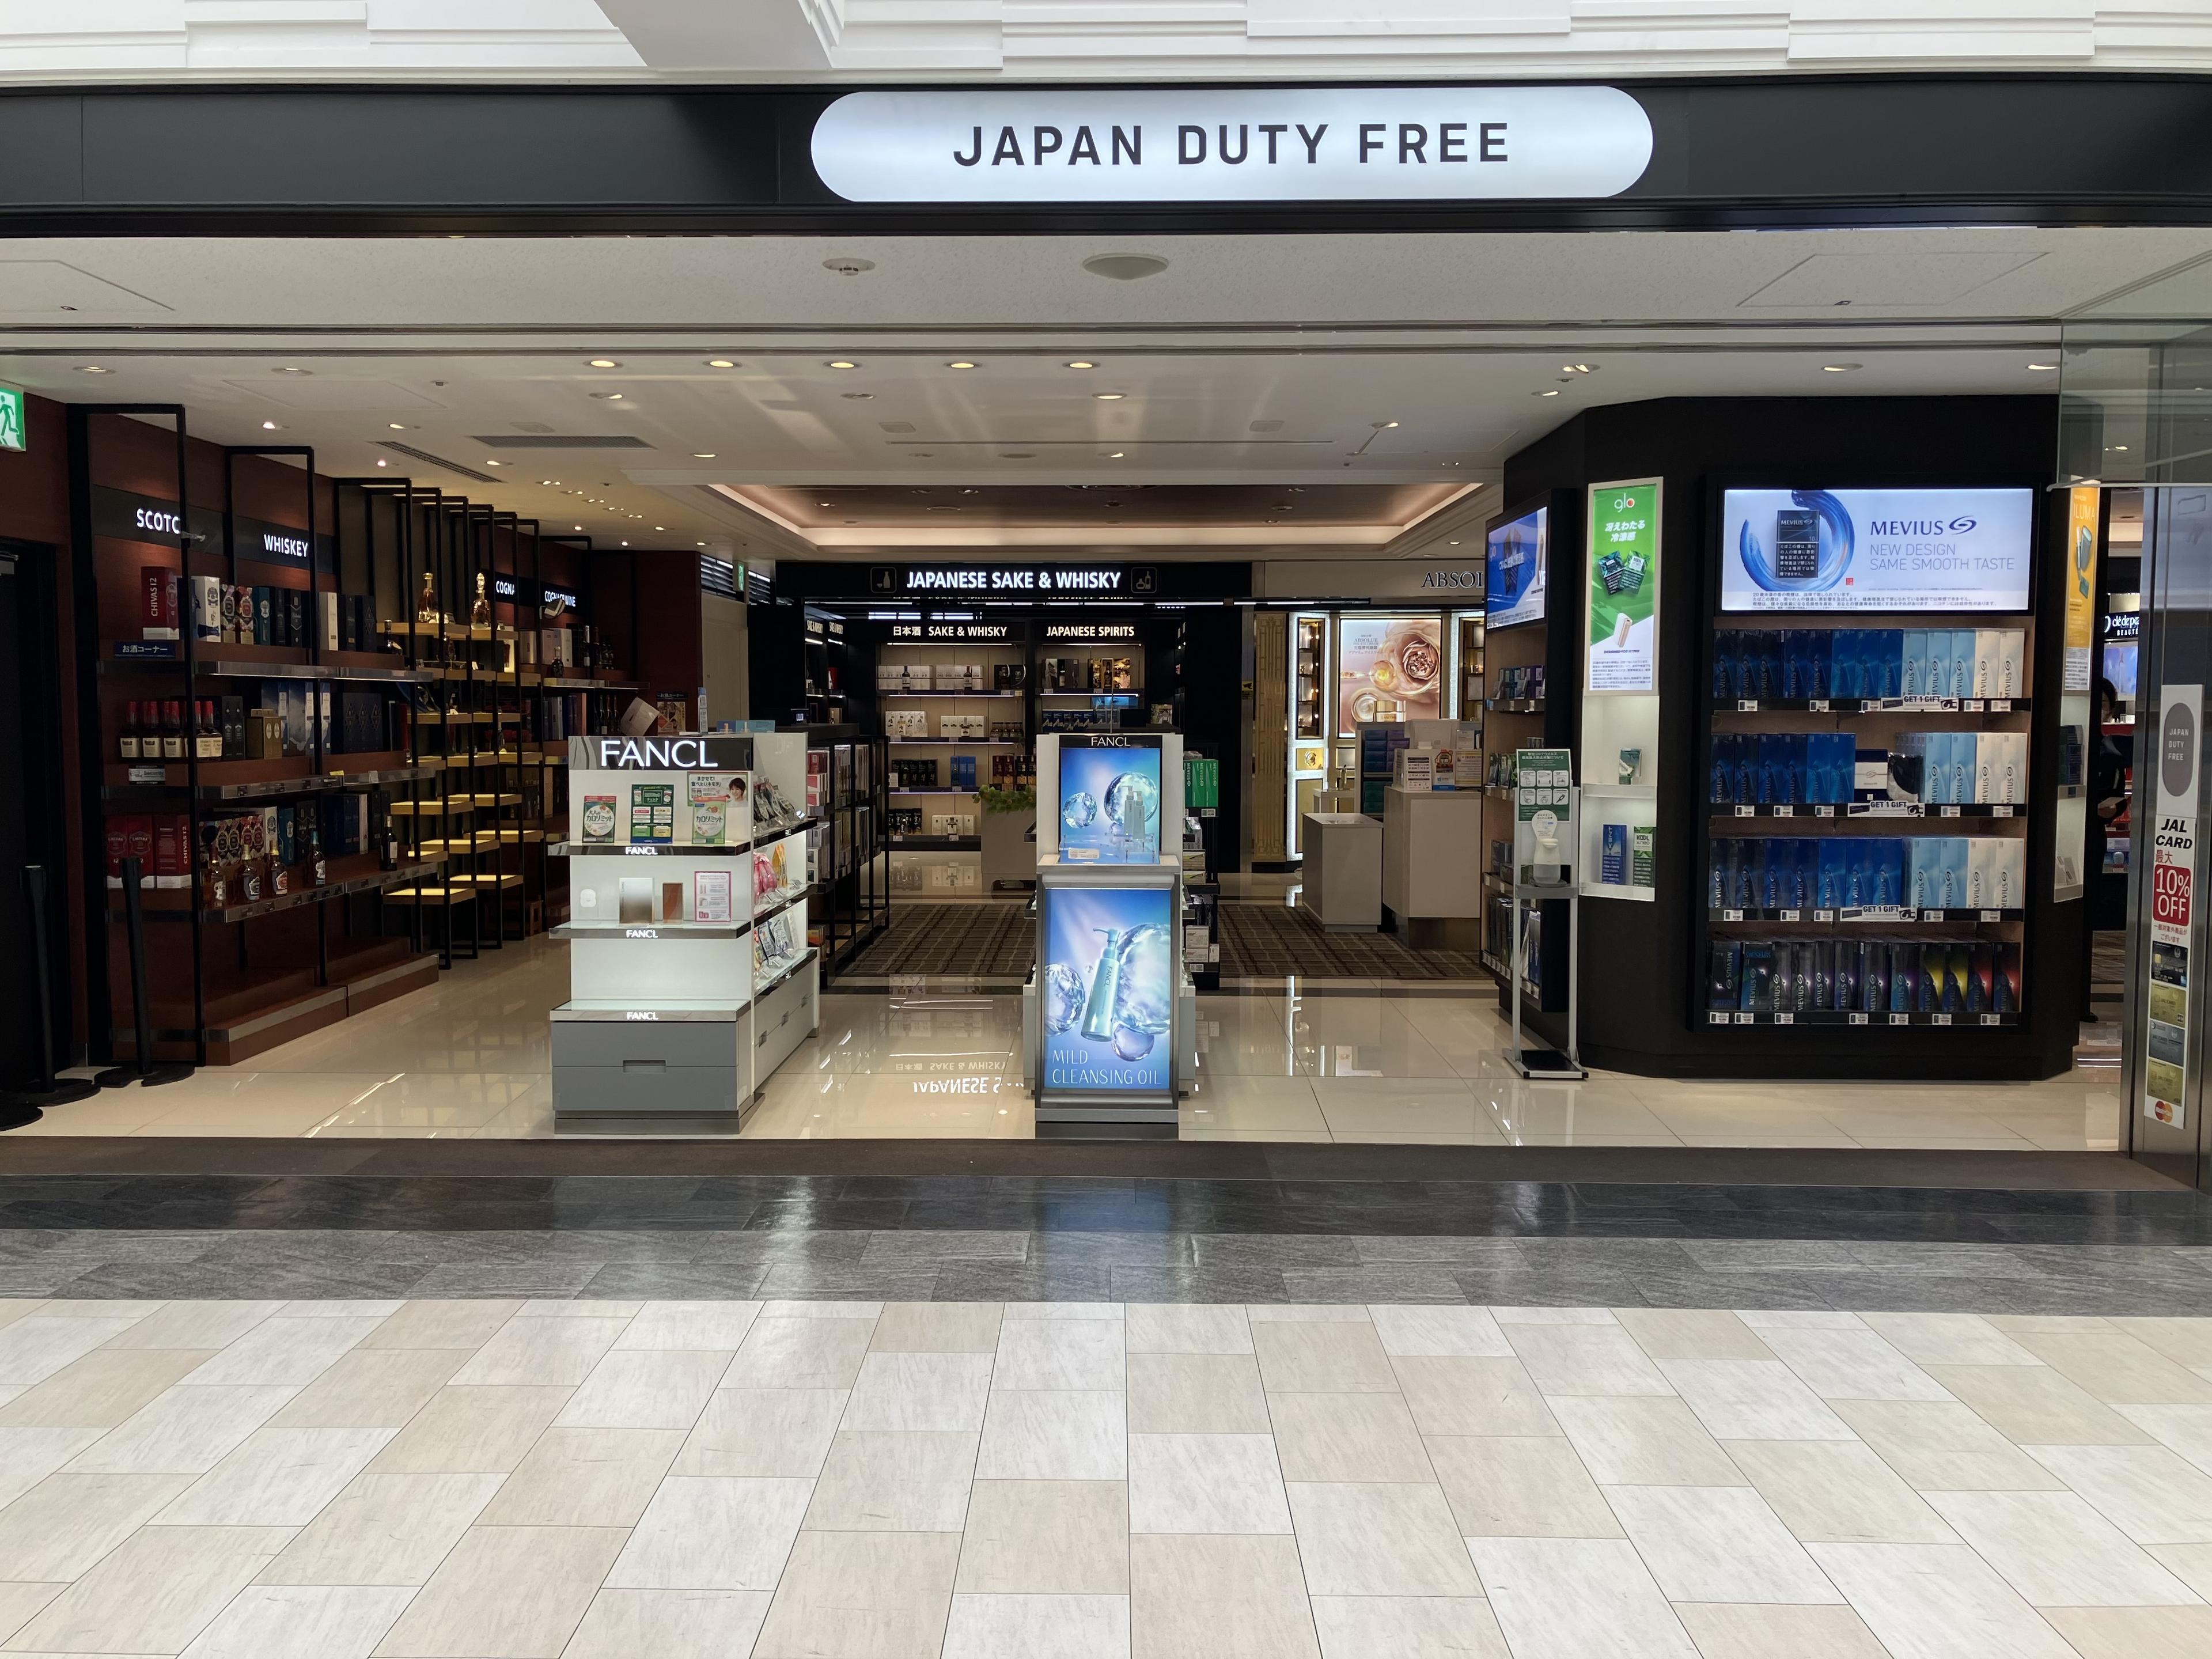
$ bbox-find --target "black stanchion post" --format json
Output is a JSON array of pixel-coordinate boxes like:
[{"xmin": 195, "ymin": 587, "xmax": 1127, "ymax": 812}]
[
  {"xmin": 93, "ymin": 855, "xmax": 193, "ymax": 1090},
  {"xmin": 0, "ymin": 865, "xmax": 101, "ymax": 1123}
]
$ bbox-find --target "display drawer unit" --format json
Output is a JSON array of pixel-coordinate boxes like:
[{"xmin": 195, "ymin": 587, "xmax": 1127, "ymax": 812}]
[{"xmin": 549, "ymin": 730, "xmax": 817, "ymax": 1129}]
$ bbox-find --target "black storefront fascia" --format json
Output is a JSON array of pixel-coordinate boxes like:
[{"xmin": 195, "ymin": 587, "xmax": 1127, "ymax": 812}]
[{"xmin": 5, "ymin": 77, "xmax": 2212, "ymax": 234}]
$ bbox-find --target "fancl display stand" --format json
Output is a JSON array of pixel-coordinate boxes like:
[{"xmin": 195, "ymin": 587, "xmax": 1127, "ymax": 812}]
[
  {"xmin": 1024, "ymin": 731, "xmax": 1195, "ymax": 1137},
  {"xmin": 549, "ymin": 731, "xmax": 816, "ymax": 1130},
  {"xmin": 1509, "ymin": 748, "xmax": 1586, "ymax": 1080}
]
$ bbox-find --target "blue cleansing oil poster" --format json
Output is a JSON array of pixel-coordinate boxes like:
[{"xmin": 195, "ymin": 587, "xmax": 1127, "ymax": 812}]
[
  {"xmin": 1040, "ymin": 883, "xmax": 1175, "ymax": 1096},
  {"xmin": 1057, "ymin": 736, "xmax": 1162, "ymax": 863}
]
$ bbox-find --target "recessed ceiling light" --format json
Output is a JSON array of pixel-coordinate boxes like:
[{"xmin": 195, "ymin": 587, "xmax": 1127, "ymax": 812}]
[
  {"xmin": 1065, "ymin": 361, "xmax": 1097, "ymax": 371},
  {"xmin": 655, "ymin": 525, "xmax": 665, "ymax": 531},
  {"xmin": 823, "ymin": 256, "xmax": 876, "ymax": 276},
  {"xmin": 2113, "ymin": 444, "xmax": 2131, "ymax": 452},
  {"xmin": 376, "ymin": 459, "xmax": 389, "ymax": 467},
  {"xmin": 818, "ymin": 501, "xmax": 834, "ymax": 507},
  {"xmin": 1082, "ymin": 252, "xmax": 1170, "ymax": 281},
  {"xmin": 1094, "ymin": 392, "xmax": 1125, "ymax": 401},
  {"xmin": 1536, "ymin": 389, "xmax": 1561, "ymax": 397},
  {"xmin": 541, "ymin": 479, "xmax": 558, "ymax": 485},
  {"xmin": 841, "ymin": 392, "xmax": 875, "ymax": 400},
  {"xmin": 697, "ymin": 542, "xmax": 706, "ymax": 547},
  {"xmin": 692, "ymin": 453, "xmax": 717, "ymax": 459},
  {"xmin": 1822, "ymin": 363, "xmax": 1862, "ymax": 373},
  {"xmin": 620, "ymin": 540, "xmax": 629, "ymax": 546},
  {"xmin": 260, "ymin": 421, "xmax": 279, "ymax": 430},
  {"xmin": 1105, "ymin": 452, "xmax": 1127, "ymax": 459},
  {"xmin": 388, "ymin": 422, "xmax": 407, "ymax": 430},
  {"xmin": 589, "ymin": 391, "xmax": 624, "ymax": 400},
  {"xmin": 2027, "ymin": 362, "xmax": 2058, "ymax": 372},
  {"xmin": 1448, "ymin": 540, "xmax": 1461, "ymax": 547},
  {"xmin": 483, "ymin": 459, "xmax": 501, "ymax": 466},
  {"xmin": 587, "ymin": 359, "xmax": 621, "ymax": 369},
  {"xmin": 76, "ymin": 365, "xmax": 109, "ymax": 373},
  {"xmin": 1442, "ymin": 460, "xmax": 1461, "ymax": 467},
  {"xmin": 1562, "ymin": 363, "xmax": 1594, "ymax": 374},
  {"xmin": 946, "ymin": 360, "xmax": 978, "ymax": 370},
  {"xmin": 1373, "ymin": 421, "xmax": 1399, "ymax": 430},
  {"xmin": 825, "ymin": 359, "xmax": 860, "ymax": 370},
  {"xmin": 274, "ymin": 366, "xmax": 308, "ymax": 374},
  {"xmin": 706, "ymin": 358, "xmax": 738, "ymax": 369}
]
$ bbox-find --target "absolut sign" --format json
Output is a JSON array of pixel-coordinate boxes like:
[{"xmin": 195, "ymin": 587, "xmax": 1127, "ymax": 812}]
[{"xmin": 812, "ymin": 87, "xmax": 1653, "ymax": 203}]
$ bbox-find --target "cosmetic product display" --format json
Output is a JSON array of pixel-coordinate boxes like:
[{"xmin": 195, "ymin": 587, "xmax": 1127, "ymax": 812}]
[{"xmin": 551, "ymin": 730, "xmax": 819, "ymax": 1127}]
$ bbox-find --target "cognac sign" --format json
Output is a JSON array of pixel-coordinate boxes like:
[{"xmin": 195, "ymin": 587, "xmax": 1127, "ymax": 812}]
[{"xmin": 812, "ymin": 87, "xmax": 1653, "ymax": 203}]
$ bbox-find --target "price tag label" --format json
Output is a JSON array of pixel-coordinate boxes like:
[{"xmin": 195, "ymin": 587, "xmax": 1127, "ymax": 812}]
[
  {"xmin": 1993, "ymin": 805, "xmax": 2014, "ymax": 817},
  {"xmin": 1931, "ymin": 1013, "xmax": 1953, "ymax": 1027},
  {"xmin": 1809, "ymin": 699, "xmax": 1830, "ymax": 712},
  {"xmin": 1991, "ymin": 698, "xmax": 2012, "ymax": 711},
  {"xmin": 1849, "ymin": 1012, "xmax": 1869, "ymax": 1025},
  {"xmin": 1780, "ymin": 909, "xmax": 1801, "ymax": 922},
  {"xmin": 1891, "ymin": 1013, "xmax": 1911, "ymax": 1026},
  {"xmin": 1980, "ymin": 910, "xmax": 2000, "ymax": 922},
  {"xmin": 1735, "ymin": 1012, "xmax": 1754, "ymax": 1024},
  {"xmin": 1722, "ymin": 908, "xmax": 1744, "ymax": 922},
  {"xmin": 1775, "ymin": 1012, "xmax": 1794, "ymax": 1025},
  {"xmin": 1710, "ymin": 1011, "xmax": 1728, "ymax": 1025},
  {"xmin": 1940, "ymin": 805, "xmax": 1961, "ymax": 818},
  {"xmin": 1814, "ymin": 805, "xmax": 1836, "ymax": 818},
  {"xmin": 1774, "ymin": 806, "xmax": 1795, "ymax": 817},
  {"xmin": 1815, "ymin": 909, "xmax": 1835, "ymax": 922},
  {"xmin": 127, "ymin": 766, "xmax": 165, "ymax": 785},
  {"xmin": 1980, "ymin": 1013, "xmax": 2001, "ymax": 1026},
  {"xmin": 1734, "ymin": 805, "xmax": 1755, "ymax": 817},
  {"xmin": 1925, "ymin": 909, "xmax": 1946, "ymax": 922},
  {"xmin": 1964, "ymin": 699, "xmax": 1985, "ymax": 712}
]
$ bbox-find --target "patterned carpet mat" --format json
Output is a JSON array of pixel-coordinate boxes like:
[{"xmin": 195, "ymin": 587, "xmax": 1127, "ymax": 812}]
[
  {"xmin": 841, "ymin": 902, "xmax": 1036, "ymax": 979},
  {"xmin": 1218, "ymin": 900, "xmax": 1488, "ymax": 980},
  {"xmin": 837, "ymin": 899, "xmax": 1488, "ymax": 983}
]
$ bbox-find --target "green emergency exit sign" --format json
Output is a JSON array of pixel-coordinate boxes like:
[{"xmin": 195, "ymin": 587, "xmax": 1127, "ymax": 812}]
[{"xmin": 0, "ymin": 384, "xmax": 24, "ymax": 452}]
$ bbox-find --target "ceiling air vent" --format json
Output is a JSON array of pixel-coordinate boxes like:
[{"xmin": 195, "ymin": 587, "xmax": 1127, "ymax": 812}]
[
  {"xmin": 700, "ymin": 556, "xmax": 739, "ymax": 599},
  {"xmin": 471, "ymin": 435, "xmax": 654, "ymax": 449},
  {"xmin": 374, "ymin": 442, "xmax": 497, "ymax": 483}
]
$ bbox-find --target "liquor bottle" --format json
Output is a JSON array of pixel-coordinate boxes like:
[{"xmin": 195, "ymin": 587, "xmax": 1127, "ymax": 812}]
[
  {"xmin": 162, "ymin": 699, "xmax": 185, "ymax": 761},
  {"xmin": 119, "ymin": 702, "xmax": 139, "ymax": 761},
  {"xmin": 417, "ymin": 568, "xmax": 439, "ymax": 624},
  {"xmin": 196, "ymin": 700, "xmax": 223, "ymax": 760},
  {"xmin": 471, "ymin": 571, "xmax": 491, "ymax": 626}
]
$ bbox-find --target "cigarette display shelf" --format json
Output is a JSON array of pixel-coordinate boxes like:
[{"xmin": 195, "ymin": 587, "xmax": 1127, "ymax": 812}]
[
  {"xmin": 1709, "ymin": 1010, "xmax": 2021, "ymax": 1028},
  {"xmin": 1694, "ymin": 593, "xmax": 2046, "ymax": 1060},
  {"xmin": 1716, "ymin": 697, "xmax": 2031, "ymax": 715},
  {"xmin": 1711, "ymin": 906, "xmax": 2025, "ymax": 923},
  {"xmin": 1717, "ymin": 804, "xmax": 2023, "ymax": 820}
]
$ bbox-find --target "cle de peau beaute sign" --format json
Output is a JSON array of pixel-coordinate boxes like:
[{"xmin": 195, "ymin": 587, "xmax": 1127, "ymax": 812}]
[{"xmin": 812, "ymin": 87, "xmax": 1653, "ymax": 203}]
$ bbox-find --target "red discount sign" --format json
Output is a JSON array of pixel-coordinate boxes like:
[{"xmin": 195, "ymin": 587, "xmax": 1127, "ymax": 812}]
[{"xmin": 2155, "ymin": 861, "xmax": 2192, "ymax": 929}]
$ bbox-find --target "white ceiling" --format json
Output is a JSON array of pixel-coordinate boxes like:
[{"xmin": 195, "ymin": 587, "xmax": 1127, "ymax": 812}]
[{"xmin": 2, "ymin": 225, "xmax": 2205, "ymax": 560}]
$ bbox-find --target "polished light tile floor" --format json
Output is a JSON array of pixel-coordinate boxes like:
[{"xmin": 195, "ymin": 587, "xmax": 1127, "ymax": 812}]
[
  {"xmin": 0, "ymin": 1298, "xmax": 2206, "ymax": 1657},
  {"xmin": 32, "ymin": 937, "xmax": 2129, "ymax": 1148}
]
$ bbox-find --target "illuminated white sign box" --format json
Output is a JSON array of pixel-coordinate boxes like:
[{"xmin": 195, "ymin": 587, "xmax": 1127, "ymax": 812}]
[
  {"xmin": 1720, "ymin": 488, "xmax": 2035, "ymax": 614},
  {"xmin": 813, "ymin": 88, "xmax": 1653, "ymax": 203}
]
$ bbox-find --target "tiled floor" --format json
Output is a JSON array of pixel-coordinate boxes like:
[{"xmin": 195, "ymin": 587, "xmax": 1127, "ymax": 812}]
[
  {"xmin": 31, "ymin": 936, "xmax": 2129, "ymax": 1147},
  {"xmin": 0, "ymin": 1297, "xmax": 2207, "ymax": 1657}
]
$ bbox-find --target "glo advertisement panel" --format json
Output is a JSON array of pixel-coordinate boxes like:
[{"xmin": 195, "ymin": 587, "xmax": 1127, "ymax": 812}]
[
  {"xmin": 1487, "ymin": 506, "xmax": 1548, "ymax": 630},
  {"xmin": 1039, "ymin": 884, "xmax": 1175, "ymax": 1097},
  {"xmin": 1058, "ymin": 736, "xmax": 1162, "ymax": 862},
  {"xmin": 1721, "ymin": 488, "xmax": 2033, "ymax": 613},
  {"xmin": 1335, "ymin": 615, "xmax": 1444, "ymax": 734}
]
